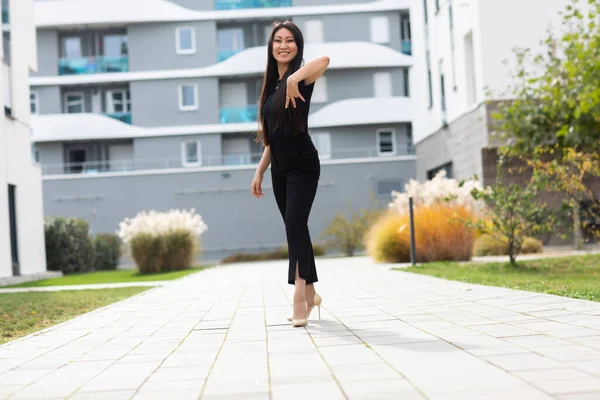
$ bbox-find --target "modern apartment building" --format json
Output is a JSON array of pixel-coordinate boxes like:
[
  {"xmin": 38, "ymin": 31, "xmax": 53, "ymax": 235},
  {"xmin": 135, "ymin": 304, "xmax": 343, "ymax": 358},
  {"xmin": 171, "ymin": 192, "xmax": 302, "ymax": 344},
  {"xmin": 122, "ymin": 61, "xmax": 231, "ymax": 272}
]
[
  {"xmin": 30, "ymin": 0, "xmax": 415, "ymax": 261},
  {"xmin": 1, "ymin": 0, "xmax": 47, "ymax": 279},
  {"xmin": 410, "ymin": 0, "xmax": 570, "ymax": 182}
]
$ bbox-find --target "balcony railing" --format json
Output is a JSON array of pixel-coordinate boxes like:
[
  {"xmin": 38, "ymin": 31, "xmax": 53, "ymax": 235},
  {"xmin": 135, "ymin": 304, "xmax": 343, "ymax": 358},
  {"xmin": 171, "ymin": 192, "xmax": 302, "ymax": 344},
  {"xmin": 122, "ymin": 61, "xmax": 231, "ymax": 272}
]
[
  {"xmin": 40, "ymin": 146, "xmax": 416, "ymax": 176},
  {"xmin": 220, "ymin": 105, "xmax": 258, "ymax": 124},
  {"xmin": 215, "ymin": 0, "xmax": 291, "ymax": 10},
  {"xmin": 218, "ymin": 49, "xmax": 241, "ymax": 62},
  {"xmin": 58, "ymin": 56, "xmax": 129, "ymax": 75},
  {"xmin": 106, "ymin": 112, "xmax": 132, "ymax": 125},
  {"xmin": 401, "ymin": 40, "xmax": 412, "ymax": 56}
]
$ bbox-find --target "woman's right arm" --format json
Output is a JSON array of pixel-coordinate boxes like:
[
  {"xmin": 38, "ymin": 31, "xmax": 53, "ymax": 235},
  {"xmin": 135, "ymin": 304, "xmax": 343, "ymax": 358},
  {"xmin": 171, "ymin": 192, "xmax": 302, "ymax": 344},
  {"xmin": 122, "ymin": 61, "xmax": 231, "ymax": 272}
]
[{"xmin": 251, "ymin": 146, "xmax": 271, "ymax": 198}]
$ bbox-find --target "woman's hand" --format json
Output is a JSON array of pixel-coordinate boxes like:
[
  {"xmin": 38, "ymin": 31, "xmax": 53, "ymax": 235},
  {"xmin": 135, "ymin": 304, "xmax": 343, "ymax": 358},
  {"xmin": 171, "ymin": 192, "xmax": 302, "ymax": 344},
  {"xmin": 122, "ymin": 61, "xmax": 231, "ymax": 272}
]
[
  {"xmin": 251, "ymin": 173, "xmax": 265, "ymax": 199},
  {"xmin": 285, "ymin": 76, "xmax": 305, "ymax": 109}
]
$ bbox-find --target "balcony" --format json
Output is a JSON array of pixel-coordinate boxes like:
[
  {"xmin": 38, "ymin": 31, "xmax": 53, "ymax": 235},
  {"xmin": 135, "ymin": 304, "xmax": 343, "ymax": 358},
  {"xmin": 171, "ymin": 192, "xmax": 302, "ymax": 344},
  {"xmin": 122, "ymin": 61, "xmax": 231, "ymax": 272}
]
[
  {"xmin": 220, "ymin": 105, "xmax": 258, "ymax": 124},
  {"xmin": 218, "ymin": 49, "xmax": 241, "ymax": 62},
  {"xmin": 401, "ymin": 40, "xmax": 412, "ymax": 56},
  {"xmin": 215, "ymin": 0, "xmax": 292, "ymax": 10},
  {"xmin": 58, "ymin": 56, "xmax": 128, "ymax": 75},
  {"xmin": 106, "ymin": 112, "xmax": 131, "ymax": 125}
]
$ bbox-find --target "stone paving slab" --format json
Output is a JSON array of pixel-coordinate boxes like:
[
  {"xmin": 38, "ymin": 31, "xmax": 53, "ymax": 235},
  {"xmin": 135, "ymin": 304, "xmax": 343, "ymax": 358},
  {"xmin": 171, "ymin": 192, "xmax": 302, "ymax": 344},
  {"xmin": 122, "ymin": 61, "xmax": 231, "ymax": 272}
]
[{"xmin": 1, "ymin": 257, "xmax": 600, "ymax": 399}]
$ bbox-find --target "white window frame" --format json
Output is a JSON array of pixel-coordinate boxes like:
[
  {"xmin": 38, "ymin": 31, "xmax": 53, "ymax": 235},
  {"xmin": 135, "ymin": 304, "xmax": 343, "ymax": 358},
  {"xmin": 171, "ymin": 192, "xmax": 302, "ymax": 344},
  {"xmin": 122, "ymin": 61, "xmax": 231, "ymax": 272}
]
[
  {"xmin": 181, "ymin": 140, "xmax": 202, "ymax": 167},
  {"xmin": 176, "ymin": 27, "xmax": 196, "ymax": 55},
  {"xmin": 311, "ymin": 132, "xmax": 332, "ymax": 160},
  {"xmin": 30, "ymin": 90, "xmax": 39, "ymax": 114},
  {"xmin": 106, "ymin": 90, "xmax": 131, "ymax": 113},
  {"xmin": 311, "ymin": 76, "xmax": 328, "ymax": 103},
  {"xmin": 64, "ymin": 91, "xmax": 85, "ymax": 113},
  {"xmin": 373, "ymin": 72, "xmax": 393, "ymax": 98},
  {"xmin": 370, "ymin": 16, "xmax": 390, "ymax": 44},
  {"xmin": 376, "ymin": 128, "xmax": 396, "ymax": 156},
  {"xmin": 178, "ymin": 84, "xmax": 199, "ymax": 111},
  {"xmin": 304, "ymin": 19, "xmax": 324, "ymax": 44}
]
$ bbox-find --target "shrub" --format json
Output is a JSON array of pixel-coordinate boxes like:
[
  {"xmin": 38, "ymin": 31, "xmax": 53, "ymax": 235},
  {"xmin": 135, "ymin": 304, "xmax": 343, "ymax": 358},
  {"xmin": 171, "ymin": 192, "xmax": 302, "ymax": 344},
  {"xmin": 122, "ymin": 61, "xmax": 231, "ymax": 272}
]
[
  {"xmin": 321, "ymin": 202, "xmax": 383, "ymax": 256},
  {"xmin": 221, "ymin": 244, "xmax": 326, "ymax": 264},
  {"xmin": 44, "ymin": 216, "xmax": 94, "ymax": 274},
  {"xmin": 92, "ymin": 234, "xmax": 122, "ymax": 270},
  {"xmin": 389, "ymin": 170, "xmax": 486, "ymax": 216},
  {"xmin": 366, "ymin": 205, "xmax": 477, "ymax": 263},
  {"xmin": 474, "ymin": 234, "xmax": 544, "ymax": 256},
  {"xmin": 117, "ymin": 209, "xmax": 207, "ymax": 273}
]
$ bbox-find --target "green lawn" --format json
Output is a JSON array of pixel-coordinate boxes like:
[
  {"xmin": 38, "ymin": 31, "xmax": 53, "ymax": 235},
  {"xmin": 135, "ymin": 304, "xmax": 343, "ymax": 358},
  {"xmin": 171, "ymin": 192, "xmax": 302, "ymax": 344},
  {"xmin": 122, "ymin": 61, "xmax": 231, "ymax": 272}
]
[
  {"xmin": 400, "ymin": 254, "xmax": 600, "ymax": 302},
  {"xmin": 4, "ymin": 266, "xmax": 211, "ymax": 288},
  {"xmin": 0, "ymin": 287, "xmax": 151, "ymax": 344}
]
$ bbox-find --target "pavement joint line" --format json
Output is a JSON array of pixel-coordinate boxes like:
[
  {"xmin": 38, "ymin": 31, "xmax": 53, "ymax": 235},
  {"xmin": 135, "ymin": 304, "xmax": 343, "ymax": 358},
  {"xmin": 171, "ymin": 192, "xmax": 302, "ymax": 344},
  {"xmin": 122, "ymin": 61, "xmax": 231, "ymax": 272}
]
[
  {"xmin": 263, "ymin": 281, "xmax": 273, "ymax": 400},
  {"xmin": 197, "ymin": 282, "xmax": 246, "ymax": 400},
  {"xmin": 127, "ymin": 286, "xmax": 229, "ymax": 400}
]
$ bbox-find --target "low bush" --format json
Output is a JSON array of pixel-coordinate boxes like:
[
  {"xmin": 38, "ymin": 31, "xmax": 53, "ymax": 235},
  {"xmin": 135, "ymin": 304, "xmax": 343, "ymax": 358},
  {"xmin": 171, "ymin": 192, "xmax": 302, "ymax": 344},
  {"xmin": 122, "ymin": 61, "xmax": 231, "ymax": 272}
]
[
  {"xmin": 366, "ymin": 205, "xmax": 477, "ymax": 263},
  {"xmin": 474, "ymin": 234, "xmax": 544, "ymax": 256},
  {"xmin": 321, "ymin": 202, "xmax": 382, "ymax": 256},
  {"xmin": 92, "ymin": 233, "xmax": 122, "ymax": 270},
  {"xmin": 44, "ymin": 216, "xmax": 94, "ymax": 274},
  {"xmin": 118, "ymin": 209, "xmax": 207, "ymax": 273},
  {"xmin": 221, "ymin": 244, "xmax": 326, "ymax": 264}
]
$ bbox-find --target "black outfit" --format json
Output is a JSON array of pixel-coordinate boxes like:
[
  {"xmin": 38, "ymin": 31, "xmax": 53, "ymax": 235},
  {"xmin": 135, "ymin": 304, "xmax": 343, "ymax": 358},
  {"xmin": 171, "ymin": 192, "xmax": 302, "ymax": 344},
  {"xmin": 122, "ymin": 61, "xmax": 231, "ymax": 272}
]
[{"xmin": 262, "ymin": 79, "xmax": 320, "ymax": 285}]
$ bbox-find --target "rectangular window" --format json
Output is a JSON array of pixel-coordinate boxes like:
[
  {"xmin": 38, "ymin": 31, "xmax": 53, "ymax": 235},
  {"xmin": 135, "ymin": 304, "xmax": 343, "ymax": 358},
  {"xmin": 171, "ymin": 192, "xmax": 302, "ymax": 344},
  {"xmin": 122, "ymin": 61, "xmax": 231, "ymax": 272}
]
[
  {"xmin": 370, "ymin": 16, "xmax": 390, "ymax": 44},
  {"xmin": 426, "ymin": 53, "xmax": 433, "ymax": 108},
  {"xmin": 403, "ymin": 68, "xmax": 410, "ymax": 97},
  {"xmin": 62, "ymin": 37, "xmax": 82, "ymax": 58},
  {"xmin": 176, "ymin": 27, "xmax": 196, "ymax": 55},
  {"xmin": 181, "ymin": 140, "xmax": 201, "ymax": 167},
  {"xmin": 30, "ymin": 91, "xmax": 39, "ymax": 114},
  {"xmin": 305, "ymin": 19, "xmax": 324, "ymax": 43},
  {"xmin": 406, "ymin": 124, "xmax": 414, "ymax": 154},
  {"xmin": 179, "ymin": 84, "xmax": 198, "ymax": 111},
  {"xmin": 440, "ymin": 59, "xmax": 446, "ymax": 124},
  {"xmin": 218, "ymin": 28, "xmax": 244, "ymax": 57},
  {"xmin": 377, "ymin": 129, "xmax": 396, "ymax": 156},
  {"xmin": 311, "ymin": 132, "xmax": 331, "ymax": 159},
  {"xmin": 65, "ymin": 92, "xmax": 84, "ymax": 113},
  {"xmin": 374, "ymin": 72, "xmax": 393, "ymax": 98},
  {"xmin": 102, "ymin": 34, "xmax": 128, "ymax": 57},
  {"xmin": 106, "ymin": 90, "xmax": 131, "ymax": 113},
  {"xmin": 312, "ymin": 76, "xmax": 328, "ymax": 103},
  {"xmin": 428, "ymin": 162, "xmax": 454, "ymax": 180},
  {"xmin": 465, "ymin": 31, "xmax": 477, "ymax": 105}
]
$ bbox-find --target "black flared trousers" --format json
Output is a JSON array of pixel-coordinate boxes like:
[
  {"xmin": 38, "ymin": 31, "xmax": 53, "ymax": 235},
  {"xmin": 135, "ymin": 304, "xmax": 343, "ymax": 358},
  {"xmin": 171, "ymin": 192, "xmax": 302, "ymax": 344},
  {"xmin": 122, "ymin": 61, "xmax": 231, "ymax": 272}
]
[{"xmin": 270, "ymin": 135, "xmax": 320, "ymax": 285}]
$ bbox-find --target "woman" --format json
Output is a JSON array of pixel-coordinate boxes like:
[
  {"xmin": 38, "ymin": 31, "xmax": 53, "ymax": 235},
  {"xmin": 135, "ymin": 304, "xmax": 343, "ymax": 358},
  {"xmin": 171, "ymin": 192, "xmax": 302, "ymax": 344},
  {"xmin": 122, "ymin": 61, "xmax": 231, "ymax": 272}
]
[{"xmin": 250, "ymin": 20, "xmax": 330, "ymax": 327}]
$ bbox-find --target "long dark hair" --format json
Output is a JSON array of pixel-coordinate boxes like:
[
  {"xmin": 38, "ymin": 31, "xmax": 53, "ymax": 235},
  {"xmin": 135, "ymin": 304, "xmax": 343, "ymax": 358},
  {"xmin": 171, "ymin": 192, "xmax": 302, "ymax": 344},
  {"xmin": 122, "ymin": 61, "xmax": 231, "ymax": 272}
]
[{"xmin": 255, "ymin": 20, "xmax": 305, "ymax": 146}]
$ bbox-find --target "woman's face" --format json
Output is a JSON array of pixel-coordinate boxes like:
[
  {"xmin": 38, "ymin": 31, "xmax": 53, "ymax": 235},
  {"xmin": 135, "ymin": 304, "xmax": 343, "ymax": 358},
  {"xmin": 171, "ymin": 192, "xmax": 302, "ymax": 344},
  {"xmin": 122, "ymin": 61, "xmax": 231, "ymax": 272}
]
[{"xmin": 271, "ymin": 27, "xmax": 298, "ymax": 66}]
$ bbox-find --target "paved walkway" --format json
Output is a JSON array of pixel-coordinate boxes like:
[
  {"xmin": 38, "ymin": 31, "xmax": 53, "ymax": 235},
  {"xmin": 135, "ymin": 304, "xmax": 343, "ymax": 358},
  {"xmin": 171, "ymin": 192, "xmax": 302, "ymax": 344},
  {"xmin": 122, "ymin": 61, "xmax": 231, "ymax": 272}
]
[{"xmin": 1, "ymin": 257, "xmax": 600, "ymax": 400}]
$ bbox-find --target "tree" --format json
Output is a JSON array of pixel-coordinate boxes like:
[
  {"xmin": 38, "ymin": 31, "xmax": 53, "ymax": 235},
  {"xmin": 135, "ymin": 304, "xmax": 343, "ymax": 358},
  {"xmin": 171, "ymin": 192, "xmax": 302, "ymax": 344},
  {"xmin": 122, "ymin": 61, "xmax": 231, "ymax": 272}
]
[
  {"xmin": 491, "ymin": 0, "xmax": 600, "ymax": 247},
  {"xmin": 469, "ymin": 162, "xmax": 556, "ymax": 266}
]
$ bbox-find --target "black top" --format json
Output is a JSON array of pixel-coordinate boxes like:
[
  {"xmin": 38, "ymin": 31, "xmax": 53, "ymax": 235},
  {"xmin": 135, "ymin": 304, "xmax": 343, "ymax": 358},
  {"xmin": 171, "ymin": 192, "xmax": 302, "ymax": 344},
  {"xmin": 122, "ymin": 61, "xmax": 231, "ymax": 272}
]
[{"xmin": 262, "ymin": 78, "xmax": 315, "ymax": 139}]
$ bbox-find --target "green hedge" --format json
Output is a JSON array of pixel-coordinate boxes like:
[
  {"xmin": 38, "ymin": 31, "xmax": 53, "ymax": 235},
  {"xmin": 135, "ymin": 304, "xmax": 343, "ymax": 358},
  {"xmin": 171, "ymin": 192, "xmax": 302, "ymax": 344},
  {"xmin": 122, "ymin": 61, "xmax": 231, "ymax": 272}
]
[
  {"xmin": 92, "ymin": 234, "xmax": 122, "ymax": 271},
  {"xmin": 44, "ymin": 216, "xmax": 94, "ymax": 274}
]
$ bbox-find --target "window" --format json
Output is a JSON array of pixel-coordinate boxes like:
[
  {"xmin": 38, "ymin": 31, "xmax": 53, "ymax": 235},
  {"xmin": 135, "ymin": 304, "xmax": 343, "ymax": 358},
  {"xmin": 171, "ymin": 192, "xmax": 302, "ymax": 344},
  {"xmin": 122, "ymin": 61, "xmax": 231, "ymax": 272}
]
[
  {"xmin": 465, "ymin": 31, "xmax": 477, "ymax": 105},
  {"xmin": 304, "ymin": 20, "xmax": 324, "ymax": 43},
  {"xmin": 218, "ymin": 28, "xmax": 244, "ymax": 59},
  {"xmin": 374, "ymin": 72, "xmax": 393, "ymax": 98},
  {"xmin": 311, "ymin": 132, "xmax": 331, "ymax": 159},
  {"xmin": 30, "ymin": 91, "xmax": 39, "ymax": 114},
  {"xmin": 403, "ymin": 69, "xmax": 410, "ymax": 97},
  {"xmin": 65, "ymin": 92, "xmax": 84, "ymax": 113},
  {"xmin": 377, "ymin": 129, "xmax": 396, "ymax": 156},
  {"xmin": 181, "ymin": 140, "xmax": 201, "ymax": 167},
  {"xmin": 407, "ymin": 124, "xmax": 414, "ymax": 154},
  {"xmin": 176, "ymin": 27, "xmax": 196, "ymax": 55},
  {"xmin": 440, "ymin": 59, "xmax": 447, "ymax": 124},
  {"xmin": 428, "ymin": 162, "xmax": 453, "ymax": 179},
  {"xmin": 62, "ymin": 37, "xmax": 82, "ymax": 58},
  {"xmin": 426, "ymin": 53, "xmax": 433, "ymax": 108},
  {"xmin": 103, "ymin": 34, "xmax": 128, "ymax": 57},
  {"xmin": 312, "ymin": 76, "xmax": 328, "ymax": 103},
  {"xmin": 179, "ymin": 84, "xmax": 198, "ymax": 111},
  {"xmin": 370, "ymin": 16, "xmax": 390, "ymax": 44},
  {"xmin": 106, "ymin": 90, "xmax": 131, "ymax": 113}
]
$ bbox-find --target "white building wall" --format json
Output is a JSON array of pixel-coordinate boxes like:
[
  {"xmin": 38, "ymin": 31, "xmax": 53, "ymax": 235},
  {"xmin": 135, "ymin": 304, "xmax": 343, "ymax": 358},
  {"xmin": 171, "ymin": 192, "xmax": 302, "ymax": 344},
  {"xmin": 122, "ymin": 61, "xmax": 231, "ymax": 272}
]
[
  {"xmin": 0, "ymin": 0, "xmax": 47, "ymax": 278},
  {"xmin": 411, "ymin": 0, "xmax": 571, "ymax": 145}
]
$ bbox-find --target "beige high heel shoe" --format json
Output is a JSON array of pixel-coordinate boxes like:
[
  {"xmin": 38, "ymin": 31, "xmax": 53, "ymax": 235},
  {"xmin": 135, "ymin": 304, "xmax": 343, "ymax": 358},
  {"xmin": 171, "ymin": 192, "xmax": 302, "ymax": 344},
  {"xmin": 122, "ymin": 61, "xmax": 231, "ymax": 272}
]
[
  {"xmin": 291, "ymin": 300, "xmax": 308, "ymax": 327},
  {"xmin": 288, "ymin": 293, "xmax": 322, "ymax": 322}
]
